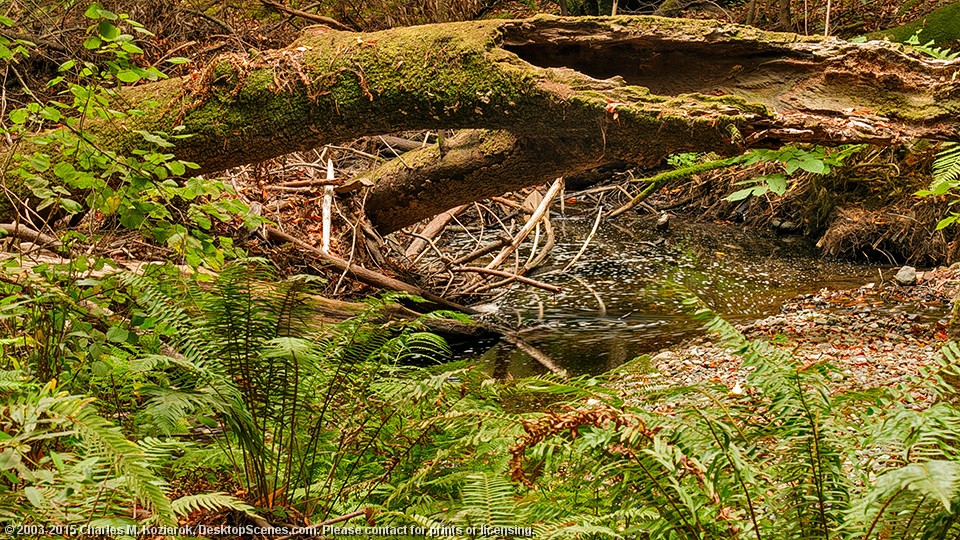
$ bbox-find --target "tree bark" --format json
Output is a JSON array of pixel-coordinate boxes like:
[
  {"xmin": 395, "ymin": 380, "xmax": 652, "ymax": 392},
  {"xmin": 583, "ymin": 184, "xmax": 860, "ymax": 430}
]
[{"xmin": 2, "ymin": 15, "xmax": 958, "ymax": 229}]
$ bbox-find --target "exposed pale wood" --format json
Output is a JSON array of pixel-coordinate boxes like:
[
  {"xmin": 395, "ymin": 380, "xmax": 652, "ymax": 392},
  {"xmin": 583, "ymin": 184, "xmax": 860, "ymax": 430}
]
[
  {"xmin": 486, "ymin": 179, "xmax": 563, "ymax": 270},
  {"xmin": 524, "ymin": 213, "xmax": 555, "ymax": 271},
  {"xmin": 0, "ymin": 223, "xmax": 70, "ymax": 256},
  {"xmin": 321, "ymin": 159, "xmax": 334, "ymax": 253},
  {"xmin": 405, "ymin": 205, "xmax": 466, "ymax": 261}
]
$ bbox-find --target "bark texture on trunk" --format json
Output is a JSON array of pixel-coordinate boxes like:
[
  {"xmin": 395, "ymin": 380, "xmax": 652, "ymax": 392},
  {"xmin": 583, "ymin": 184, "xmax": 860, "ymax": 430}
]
[{"xmin": 2, "ymin": 15, "xmax": 958, "ymax": 228}]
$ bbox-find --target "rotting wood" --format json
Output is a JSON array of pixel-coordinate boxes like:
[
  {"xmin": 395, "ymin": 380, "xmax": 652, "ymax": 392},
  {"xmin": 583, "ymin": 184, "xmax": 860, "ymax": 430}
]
[
  {"xmin": 377, "ymin": 135, "xmax": 424, "ymax": 154},
  {"xmin": 405, "ymin": 205, "xmax": 466, "ymax": 262},
  {"xmin": 0, "ymin": 223, "xmax": 70, "ymax": 256}
]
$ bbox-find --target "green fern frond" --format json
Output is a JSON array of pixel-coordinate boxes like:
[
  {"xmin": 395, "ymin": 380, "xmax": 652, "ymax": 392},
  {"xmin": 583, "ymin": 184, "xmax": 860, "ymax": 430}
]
[
  {"xmin": 56, "ymin": 396, "xmax": 175, "ymax": 524},
  {"xmin": 456, "ymin": 473, "xmax": 517, "ymax": 528},
  {"xmin": 171, "ymin": 492, "xmax": 260, "ymax": 518},
  {"xmin": 140, "ymin": 387, "xmax": 219, "ymax": 435},
  {"xmin": 934, "ymin": 142, "xmax": 960, "ymax": 186},
  {"xmin": 846, "ymin": 461, "xmax": 960, "ymax": 539}
]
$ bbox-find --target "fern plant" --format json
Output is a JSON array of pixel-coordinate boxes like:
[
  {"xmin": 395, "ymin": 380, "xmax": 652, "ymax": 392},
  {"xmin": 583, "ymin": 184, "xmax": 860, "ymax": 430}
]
[
  {"xmin": 470, "ymin": 289, "xmax": 960, "ymax": 539},
  {"xmin": 908, "ymin": 33, "xmax": 960, "ymax": 231},
  {"xmin": 122, "ymin": 258, "xmax": 473, "ymax": 521},
  {"xmin": 0, "ymin": 375, "xmax": 175, "ymax": 527}
]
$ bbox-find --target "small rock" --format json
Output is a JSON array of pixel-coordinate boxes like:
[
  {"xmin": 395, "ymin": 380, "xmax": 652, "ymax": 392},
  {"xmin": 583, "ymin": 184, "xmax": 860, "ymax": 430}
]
[
  {"xmin": 656, "ymin": 213, "xmax": 671, "ymax": 231},
  {"xmin": 894, "ymin": 266, "xmax": 918, "ymax": 286},
  {"xmin": 778, "ymin": 220, "xmax": 800, "ymax": 232},
  {"xmin": 651, "ymin": 351, "xmax": 677, "ymax": 364}
]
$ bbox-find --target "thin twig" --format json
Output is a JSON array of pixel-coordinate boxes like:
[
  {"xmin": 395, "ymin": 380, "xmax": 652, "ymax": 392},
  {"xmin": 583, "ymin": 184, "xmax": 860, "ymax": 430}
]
[
  {"xmin": 452, "ymin": 266, "xmax": 561, "ymax": 293},
  {"xmin": 558, "ymin": 206, "xmax": 603, "ymax": 274}
]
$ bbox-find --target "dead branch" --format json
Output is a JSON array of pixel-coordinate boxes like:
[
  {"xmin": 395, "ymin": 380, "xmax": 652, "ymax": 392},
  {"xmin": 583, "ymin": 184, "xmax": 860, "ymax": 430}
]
[
  {"xmin": 486, "ymin": 179, "xmax": 563, "ymax": 270},
  {"xmin": 264, "ymin": 226, "xmax": 475, "ymax": 314},
  {"xmin": 452, "ymin": 266, "xmax": 561, "ymax": 293}
]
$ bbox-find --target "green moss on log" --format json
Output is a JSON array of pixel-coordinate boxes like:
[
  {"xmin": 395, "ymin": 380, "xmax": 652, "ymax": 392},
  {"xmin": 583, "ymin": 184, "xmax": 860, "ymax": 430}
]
[{"xmin": 867, "ymin": 1, "xmax": 960, "ymax": 49}]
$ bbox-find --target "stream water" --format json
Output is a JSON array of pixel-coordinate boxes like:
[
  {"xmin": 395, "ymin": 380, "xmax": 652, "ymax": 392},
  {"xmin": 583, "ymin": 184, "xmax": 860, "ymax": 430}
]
[{"xmin": 466, "ymin": 212, "xmax": 888, "ymax": 377}]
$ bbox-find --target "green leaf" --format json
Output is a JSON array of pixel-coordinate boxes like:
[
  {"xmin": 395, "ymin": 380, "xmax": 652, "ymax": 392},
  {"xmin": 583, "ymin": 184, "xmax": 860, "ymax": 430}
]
[
  {"xmin": 83, "ymin": 35, "xmax": 102, "ymax": 50},
  {"xmin": 0, "ymin": 448, "xmax": 20, "ymax": 470},
  {"xmin": 192, "ymin": 213, "xmax": 212, "ymax": 230},
  {"xmin": 727, "ymin": 185, "xmax": 768, "ymax": 202},
  {"xmin": 9, "ymin": 109, "xmax": 28, "ymax": 124},
  {"xmin": 936, "ymin": 214, "xmax": 958, "ymax": 231},
  {"xmin": 40, "ymin": 106, "xmax": 61, "ymax": 122},
  {"xmin": 53, "ymin": 162, "xmax": 76, "ymax": 181},
  {"xmin": 106, "ymin": 326, "xmax": 129, "ymax": 343},
  {"xmin": 26, "ymin": 154, "xmax": 50, "ymax": 172},
  {"xmin": 120, "ymin": 41, "xmax": 144, "ymax": 55},
  {"xmin": 84, "ymin": 3, "xmax": 104, "ymax": 19},
  {"xmin": 98, "ymin": 21, "xmax": 120, "ymax": 40},
  {"xmin": 61, "ymin": 199, "xmax": 83, "ymax": 214},
  {"xmin": 764, "ymin": 174, "xmax": 788, "ymax": 195},
  {"xmin": 96, "ymin": 6, "xmax": 118, "ymax": 20},
  {"xmin": 166, "ymin": 57, "xmax": 191, "ymax": 65},
  {"xmin": 798, "ymin": 157, "xmax": 826, "ymax": 174},
  {"xmin": 135, "ymin": 130, "xmax": 174, "ymax": 148},
  {"xmin": 116, "ymin": 69, "xmax": 141, "ymax": 83},
  {"xmin": 24, "ymin": 486, "xmax": 45, "ymax": 509},
  {"xmin": 167, "ymin": 161, "xmax": 186, "ymax": 176}
]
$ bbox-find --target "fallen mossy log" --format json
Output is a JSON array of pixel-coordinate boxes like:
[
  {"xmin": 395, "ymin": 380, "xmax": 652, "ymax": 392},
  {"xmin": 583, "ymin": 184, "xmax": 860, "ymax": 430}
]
[{"xmin": 2, "ymin": 15, "xmax": 958, "ymax": 230}]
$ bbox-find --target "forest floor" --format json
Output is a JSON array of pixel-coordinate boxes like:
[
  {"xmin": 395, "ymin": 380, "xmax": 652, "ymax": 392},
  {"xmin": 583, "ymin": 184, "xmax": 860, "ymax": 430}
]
[{"xmin": 619, "ymin": 265, "xmax": 960, "ymax": 409}]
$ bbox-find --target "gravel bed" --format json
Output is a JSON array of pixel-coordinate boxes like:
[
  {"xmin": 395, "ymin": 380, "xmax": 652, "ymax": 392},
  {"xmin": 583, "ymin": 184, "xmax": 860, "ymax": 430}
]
[{"xmin": 617, "ymin": 266, "xmax": 960, "ymax": 408}]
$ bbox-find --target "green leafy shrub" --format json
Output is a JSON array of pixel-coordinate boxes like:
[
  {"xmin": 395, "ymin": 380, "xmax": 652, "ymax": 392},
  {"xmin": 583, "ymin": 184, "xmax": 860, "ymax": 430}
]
[
  {"xmin": 0, "ymin": 375, "xmax": 174, "ymax": 527},
  {"xmin": 1, "ymin": 4, "xmax": 265, "ymax": 269},
  {"xmin": 727, "ymin": 144, "xmax": 864, "ymax": 201}
]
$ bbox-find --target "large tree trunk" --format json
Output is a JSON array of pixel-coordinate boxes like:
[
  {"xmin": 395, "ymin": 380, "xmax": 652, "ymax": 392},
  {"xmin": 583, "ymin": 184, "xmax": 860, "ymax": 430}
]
[{"xmin": 2, "ymin": 15, "xmax": 958, "ymax": 230}]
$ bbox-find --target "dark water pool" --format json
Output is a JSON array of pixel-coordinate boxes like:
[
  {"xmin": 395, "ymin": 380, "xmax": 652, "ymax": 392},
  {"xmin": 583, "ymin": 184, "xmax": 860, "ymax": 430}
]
[{"xmin": 464, "ymin": 212, "xmax": 886, "ymax": 376}]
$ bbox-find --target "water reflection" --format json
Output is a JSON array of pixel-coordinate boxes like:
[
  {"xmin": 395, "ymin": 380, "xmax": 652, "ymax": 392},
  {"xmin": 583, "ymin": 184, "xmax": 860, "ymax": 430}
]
[{"xmin": 471, "ymin": 212, "xmax": 881, "ymax": 376}]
